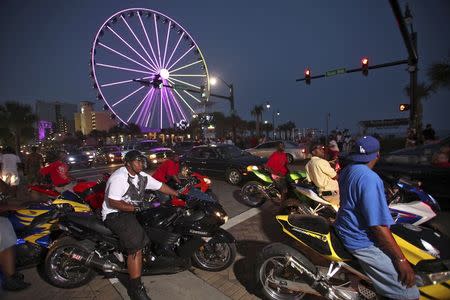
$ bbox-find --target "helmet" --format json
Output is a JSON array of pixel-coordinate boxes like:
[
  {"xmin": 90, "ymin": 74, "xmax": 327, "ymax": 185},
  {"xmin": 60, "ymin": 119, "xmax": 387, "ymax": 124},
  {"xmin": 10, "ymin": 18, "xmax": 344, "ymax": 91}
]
[{"xmin": 124, "ymin": 150, "xmax": 146, "ymax": 164}]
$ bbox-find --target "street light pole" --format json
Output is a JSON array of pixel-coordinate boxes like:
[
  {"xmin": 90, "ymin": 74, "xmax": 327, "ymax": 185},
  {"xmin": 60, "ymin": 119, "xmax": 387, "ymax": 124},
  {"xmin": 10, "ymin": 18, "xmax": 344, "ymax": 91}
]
[{"xmin": 210, "ymin": 76, "xmax": 236, "ymax": 143}]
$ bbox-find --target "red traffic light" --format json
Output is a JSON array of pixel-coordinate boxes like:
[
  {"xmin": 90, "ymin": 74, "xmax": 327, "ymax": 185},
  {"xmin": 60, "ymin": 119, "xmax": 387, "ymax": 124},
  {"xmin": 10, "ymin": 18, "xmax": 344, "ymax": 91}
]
[
  {"xmin": 361, "ymin": 57, "xmax": 369, "ymax": 76},
  {"xmin": 399, "ymin": 103, "xmax": 410, "ymax": 111},
  {"xmin": 361, "ymin": 58, "xmax": 369, "ymax": 66},
  {"xmin": 305, "ymin": 68, "xmax": 311, "ymax": 85},
  {"xmin": 305, "ymin": 68, "xmax": 311, "ymax": 76}
]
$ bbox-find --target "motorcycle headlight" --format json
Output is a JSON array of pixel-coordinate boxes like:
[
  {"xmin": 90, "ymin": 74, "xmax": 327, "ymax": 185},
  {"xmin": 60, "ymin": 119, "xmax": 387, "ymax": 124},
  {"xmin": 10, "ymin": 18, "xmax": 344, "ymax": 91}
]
[
  {"xmin": 215, "ymin": 211, "xmax": 228, "ymax": 223},
  {"xmin": 421, "ymin": 239, "xmax": 440, "ymax": 258},
  {"xmin": 246, "ymin": 165, "xmax": 258, "ymax": 172},
  {"xmin": 203, "ymin": 178, "xmax": 211, "ymax": 185},
  {"xmin": 149, "ymin": 154, "xmax": 157, "ymax": 159}
]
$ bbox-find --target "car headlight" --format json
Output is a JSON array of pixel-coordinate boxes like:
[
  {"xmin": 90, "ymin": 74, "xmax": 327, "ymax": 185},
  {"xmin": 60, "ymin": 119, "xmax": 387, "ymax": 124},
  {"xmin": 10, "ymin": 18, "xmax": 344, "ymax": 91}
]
[
  {"xmin": 108, "ymin": 153, "xmax": 114, "ymax": 158},
  {"xmin": 203, "ymin": 177, "xmax": 211, "ymax": 185},
  {"xmin": 152, "ymin": 159, "xmax": 158, "ymax": 164},
  {"xmin": 86, "ymin": 152, "xmax": 91, "ymax": 155},
  {"xmin": 88, "ymin": 155, "xmax": 94, "ymax": 158},
  {"xmin": 149, "ymin": 154, "xmax": 157, "ymax": 159},
  {"xmin": 246, "ymin": 165, "xmax": 258, "ymax": 172},
  {"xmin": 68, "ymin": 157, "xmax": 75, "ymax": 161}
]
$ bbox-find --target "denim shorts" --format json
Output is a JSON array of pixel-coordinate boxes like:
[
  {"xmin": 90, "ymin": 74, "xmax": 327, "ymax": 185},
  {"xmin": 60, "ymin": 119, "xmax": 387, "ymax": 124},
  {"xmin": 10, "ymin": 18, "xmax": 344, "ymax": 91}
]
[
  {"xmin": 0, "ymin": 217, "xmax": 17, "ymax": 251},
  {"xmin": 351, "ymin": 245, "xmax": 420, "ymax": 300}
]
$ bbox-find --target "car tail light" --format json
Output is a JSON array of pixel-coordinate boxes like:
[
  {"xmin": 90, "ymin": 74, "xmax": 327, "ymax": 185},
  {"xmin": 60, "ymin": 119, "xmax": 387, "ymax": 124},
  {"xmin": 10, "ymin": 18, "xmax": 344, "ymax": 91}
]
[{"xmin": 301, "ymin": 148, "xmax": 306, "ymax": 153}]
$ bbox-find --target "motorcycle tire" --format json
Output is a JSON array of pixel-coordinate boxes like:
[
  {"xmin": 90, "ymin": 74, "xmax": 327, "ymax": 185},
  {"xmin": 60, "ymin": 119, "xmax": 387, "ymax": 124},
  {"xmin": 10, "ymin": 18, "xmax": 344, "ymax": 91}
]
[
  {"xmin": 44, "ymin": 237, "xmax": 96, "ymax": 289},
  {"xmin": 241, "ymin": 181, "xmax": 267, "ymax": 207},
  {"xmin": 192, "ymin": 236, "xmax": 237, "ymax": 272},
  {"xmin": 426, "ymin": 211, "xmax": 450, "ymax": 238},
  {"xmin": 256, "ymin": 243, "xmax": 317, "ymax": 300}
]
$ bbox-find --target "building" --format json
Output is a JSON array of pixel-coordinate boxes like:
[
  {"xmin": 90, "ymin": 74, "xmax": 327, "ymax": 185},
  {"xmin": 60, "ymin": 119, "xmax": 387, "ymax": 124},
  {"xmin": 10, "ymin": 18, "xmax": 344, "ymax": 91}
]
[
  {"xmin": 35, "ymin": 100, "xmax": 78, "ymax": 139},
  {"xmin": 74, "ymin": 101, "xmax": 118, "ymax": 135}
]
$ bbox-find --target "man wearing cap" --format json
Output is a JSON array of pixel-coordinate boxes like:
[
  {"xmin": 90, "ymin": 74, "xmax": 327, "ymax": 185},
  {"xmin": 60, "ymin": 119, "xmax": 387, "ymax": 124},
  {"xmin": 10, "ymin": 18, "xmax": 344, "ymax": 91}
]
[
  {"xmin": 335, "ymin": 136, "xmax": 419, "ymax": 299},
  {"xmin": 305, "ymin": 144, "xmax": 340, "ymax": 205}
]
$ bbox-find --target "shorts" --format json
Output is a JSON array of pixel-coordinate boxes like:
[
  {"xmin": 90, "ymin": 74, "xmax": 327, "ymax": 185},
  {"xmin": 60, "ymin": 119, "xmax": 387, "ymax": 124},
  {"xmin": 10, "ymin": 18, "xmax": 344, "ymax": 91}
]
[
  {"xmin": 351, "ymin": 245, "xmax": 420, "ymax": 300},
  {"xmin": 1, "ymin": 172, "xmax": 19, "ymax": 186},
  {"xmin": 104, "ymin": 212, "xmax": 149, "ymax": 254},
  {"xmin": 0, "ymin": 217, "xmax": 17, "ymax": 251}
]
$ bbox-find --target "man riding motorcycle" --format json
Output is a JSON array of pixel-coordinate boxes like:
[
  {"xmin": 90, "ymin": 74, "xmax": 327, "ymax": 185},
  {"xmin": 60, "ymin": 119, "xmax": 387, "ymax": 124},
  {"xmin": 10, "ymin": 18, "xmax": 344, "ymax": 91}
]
[
  {"xmin": 152, "ymin": 152, "xmax": 181, "ymax": 202},
  {"xmin": 101, "ymin": 150, "xmax": 185, "ymax": 300},
  {"xmin": 305, "ymin": 143, "xmax": 340, "ymax": 206},
  {"xmin": 335, "ymin": 136, "xmax": 419, "ymax": 299},
  {"xmin": 265, "ymin": 141, "xmax": 289, "ymax": 202}
]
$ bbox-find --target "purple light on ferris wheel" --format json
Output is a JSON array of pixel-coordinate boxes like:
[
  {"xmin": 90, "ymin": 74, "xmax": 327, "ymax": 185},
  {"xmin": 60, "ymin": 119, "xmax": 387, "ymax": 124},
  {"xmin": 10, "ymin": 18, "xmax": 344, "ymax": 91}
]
[
  {"xmin": 98, "ymin": 42, "xmax": 155, "ymax": 73},
  {"xmin": 153, "ymin": 14, "xmax": 163, "ymax": 67},
  {"xmin": 162, "ymin": 20, "xmax": 172, "ymax": 67},
  {"xmin": 162, "ymin": 86, "xmax": 175, "ymax": 125}
]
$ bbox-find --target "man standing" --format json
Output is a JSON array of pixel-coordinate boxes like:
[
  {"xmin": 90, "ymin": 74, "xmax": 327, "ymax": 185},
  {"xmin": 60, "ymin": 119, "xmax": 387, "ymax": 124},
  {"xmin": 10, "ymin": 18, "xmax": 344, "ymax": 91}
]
[
  {"xmin": 102, "ymin": 150, "xmax": 183, "ymax": 300},
  {"xmin": 26, "ymin": 146, "xmax": 43, "ymax": 185},
  {"xmin": 0, "ymin": 147, "xmax": 21, "ymax": 199},
  {"xmin": 305, "ymin": 144, "xmax": 339, "ymax": 205},
  {"xmin": 335, "ymin": 136, "xmax": 419, "ymax": 299},
  {"xmin": 265, "ymin": 142, "xmax": 289, "ymax": 202}
]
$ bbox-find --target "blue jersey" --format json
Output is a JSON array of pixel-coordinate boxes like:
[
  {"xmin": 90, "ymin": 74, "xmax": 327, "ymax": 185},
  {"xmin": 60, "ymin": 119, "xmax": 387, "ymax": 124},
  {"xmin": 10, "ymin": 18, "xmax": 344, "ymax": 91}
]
[{"xmin": 334, "ymin": 164, "xmax": 393, "ymax": 251}]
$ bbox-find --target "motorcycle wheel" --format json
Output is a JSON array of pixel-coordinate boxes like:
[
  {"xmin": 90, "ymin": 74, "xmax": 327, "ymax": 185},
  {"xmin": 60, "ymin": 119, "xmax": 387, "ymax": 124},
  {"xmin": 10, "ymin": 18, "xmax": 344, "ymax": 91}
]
[
  {"xmin": 241, "ymin": 181, "xmax": 267, "ymax": 207},
  {"xmin": 192, "ymin": 236, "xmax": 236, "ymax": 272},
  {"xmin": 256, "ymin": 243, "xmax": 316, "ymax": 300},
  {"xmin": 44, "ymin": 237, "xmax": 96, "ymax": 288}
]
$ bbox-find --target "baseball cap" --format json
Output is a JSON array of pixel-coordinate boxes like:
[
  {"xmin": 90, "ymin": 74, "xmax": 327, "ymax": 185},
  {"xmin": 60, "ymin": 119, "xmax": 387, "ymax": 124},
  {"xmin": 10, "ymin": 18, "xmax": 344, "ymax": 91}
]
[{"xmin": 346, "ymin": 136, "xmax": 380, "ymax": 163}]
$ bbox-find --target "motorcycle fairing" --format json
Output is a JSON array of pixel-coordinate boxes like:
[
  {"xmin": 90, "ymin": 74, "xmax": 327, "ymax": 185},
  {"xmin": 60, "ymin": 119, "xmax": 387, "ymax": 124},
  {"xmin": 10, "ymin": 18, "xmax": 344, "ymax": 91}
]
[
  {"xmin": 276, "ymin": 215, "xmax": 352, "ymax": 261},
  {"xmin": 389, "ymin": 201, "xmax": 436, "ymax": 226},
  {"xmin": 252, "ymin": 170, "xmax": 273, "ymax": 183}
]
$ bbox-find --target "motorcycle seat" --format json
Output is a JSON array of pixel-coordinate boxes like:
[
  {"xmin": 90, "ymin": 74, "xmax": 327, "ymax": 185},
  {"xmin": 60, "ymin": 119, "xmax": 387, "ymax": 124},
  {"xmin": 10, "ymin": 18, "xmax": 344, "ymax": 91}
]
[
  {"xmin": 288, "ymin": 214, "xmax": 330, "ymax": 234},
  {"xmin": 66, "ymin": 213, "xmax": 114, "ymax": 236}
]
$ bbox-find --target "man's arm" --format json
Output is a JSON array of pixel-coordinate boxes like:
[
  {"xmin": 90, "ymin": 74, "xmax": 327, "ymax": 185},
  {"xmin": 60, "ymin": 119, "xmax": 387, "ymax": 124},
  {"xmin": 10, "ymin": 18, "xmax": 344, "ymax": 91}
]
[
  {"xmin": 370, "ymin": 225, "xmax": 416, "ymax": 287},
  {"xmin": 158, "ymin": 183, "xmax": 179, "ymax": 197},
  {"xmin": 108, "ymin": 198, "xmax": 135, "ymax": 212}
]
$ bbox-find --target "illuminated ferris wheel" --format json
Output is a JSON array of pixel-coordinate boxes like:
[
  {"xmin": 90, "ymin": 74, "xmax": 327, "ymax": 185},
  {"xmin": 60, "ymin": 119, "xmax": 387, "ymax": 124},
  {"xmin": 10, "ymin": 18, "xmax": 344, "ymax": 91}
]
[{"xmin": 90, "ymin": 8, "xmax": 210, "ymax": 129}]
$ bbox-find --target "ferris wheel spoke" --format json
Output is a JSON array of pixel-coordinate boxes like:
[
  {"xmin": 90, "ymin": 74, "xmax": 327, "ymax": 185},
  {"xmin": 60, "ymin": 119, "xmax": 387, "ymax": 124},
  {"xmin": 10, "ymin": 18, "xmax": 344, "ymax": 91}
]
[
  {"xmin": 170, "ymin": 73, "xmax": 206, "ymax": 78},
  {"xmin": 169, "ymin": 77, "xmax": 200, "ymax": 90},
  {"xmin": 166, "ymin": 88, "xmax": 183, "ymax": 121},
  {"xmin": 120, "ymin": 15, "xmax": 159, "ymax": 70},
  {"xmin": 164, "ymin": 32, "xmax": 184, "ymax": 69},
  {"xmin": 153, "ymin": 14, "xmax": 163, "ymax": 68},
  {"xmin": 162, "ymin": 21, "xmax": 172, "ymax": 68},
  {"xmin": 183, "ymin": 90, "xmax": 202, "ymax": 103},
  {"xmin": 137, "ymin": 91, "xmax": 154, "ymax": 125},
  {"xmin": 112, "ymin": 86, "xmax": 145, "ymax": 107},
  {"xmin": 98, "ymin": 43, "xmax": 156, "ymax": 73},
  {"xmin": 167, "ymin": 46, "xmax": 195, "ymax": 71},
  {"xmin": 159, "ymin": 90, "xmax": 163, "ymax": 128},
  {"xmin": 172, "ymin": 88, "xmax": 195, "ymax": 115},
  {"xmin": 137, "ymin": 13, "xmax": 160, "ymax": 69},
  {"xmin": 146, "ymin": 91, "xmax": 159, "ymax": 127},
  {"xmin": 101, "ymin": 76, "xmax": 151, "ymax": 88},
  {"xmin": 96, "ymin": 63, "xmax": 151, "ymax": 75},
  {"xmin": 128, "ymin": 88, "xmax": 154, "ymax": 123},
  {"xmin": 170, "ymin": 60, "xmax": 203, "ymax": 74},
  {"xmin": 162, "ymin": 87, "xmax": 175, "ymax": 125},
  {"xmin": 107, "ymin": 25, "xmax": 154, "ymax": 69}
]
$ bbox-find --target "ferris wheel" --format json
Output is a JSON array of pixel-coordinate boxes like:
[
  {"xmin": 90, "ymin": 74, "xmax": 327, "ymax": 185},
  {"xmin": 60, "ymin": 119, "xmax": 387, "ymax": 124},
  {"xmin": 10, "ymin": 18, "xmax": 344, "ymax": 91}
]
[{"xmin": 90, "ymin": 8, "xmax": 210, "ymax": 129}]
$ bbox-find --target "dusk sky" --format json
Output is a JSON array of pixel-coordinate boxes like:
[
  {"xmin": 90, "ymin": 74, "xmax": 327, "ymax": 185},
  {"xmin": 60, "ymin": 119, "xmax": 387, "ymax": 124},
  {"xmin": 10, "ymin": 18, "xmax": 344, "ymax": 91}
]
[{"xmin": 1, "ymin": 0, "xmax": 449, "ymax": 133}]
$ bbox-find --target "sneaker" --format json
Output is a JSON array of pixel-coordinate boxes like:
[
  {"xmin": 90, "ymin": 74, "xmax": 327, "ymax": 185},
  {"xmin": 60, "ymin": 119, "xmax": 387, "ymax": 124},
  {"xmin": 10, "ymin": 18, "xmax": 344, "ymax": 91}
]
[
  {"xmin": 2, "ymin": 275, "xmax": 31, "ymax": 291},
  {"xmin": 127, "ymin": 283, "xmax": 151, "ymax": 300}
]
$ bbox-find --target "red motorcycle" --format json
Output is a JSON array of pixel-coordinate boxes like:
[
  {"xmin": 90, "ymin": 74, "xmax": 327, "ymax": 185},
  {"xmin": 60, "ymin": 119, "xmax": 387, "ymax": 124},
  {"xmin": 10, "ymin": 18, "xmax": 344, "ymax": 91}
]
[
  {"xmin": 171, "ymin": 171, "xmax": 214, "ymax": 207},
  {"xmin": 28, "ymin": 173, "xmax": 110, "ymax": 209}
]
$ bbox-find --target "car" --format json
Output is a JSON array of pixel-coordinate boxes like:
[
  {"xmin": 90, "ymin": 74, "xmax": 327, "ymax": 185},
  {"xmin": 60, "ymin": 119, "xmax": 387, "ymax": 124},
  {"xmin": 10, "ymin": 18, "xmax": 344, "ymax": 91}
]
[
  {"xmin": 66, "ymin": 150, "xmax": 90, "ymax": 169},
  {"xmin": 180, "ymin": 144, "xmax": 267, "ymax": 185},
  {"xmin": 172, "ymin": 141, "xmax": 202, "ymax": 155},
  {"xmin": 121, "ymin": 140, "xmax": 163, "ymax": 158},
  {"xmin": 94, "ymin": 145, "xmax": 123, "ymax": 165},
  {"xmin": 245, "ymin": 140, "xmax": 307, "ymax": 163},
  {"xmin": 79, "ymin": 146, "xmax": 98, "ymax": 162},
  {"xmin": 376, "ymin": 136, "xmax": 450, "ymax": 209},
  {"xmin": 146, "ymin": 147, "xmax": 175, "ymax": 168}
]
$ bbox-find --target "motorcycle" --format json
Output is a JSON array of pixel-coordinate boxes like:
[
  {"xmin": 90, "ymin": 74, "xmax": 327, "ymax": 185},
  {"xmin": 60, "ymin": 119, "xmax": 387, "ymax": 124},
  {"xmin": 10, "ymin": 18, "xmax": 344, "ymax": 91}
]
[
  {"xmin": 171, "ymin": 170, "xmax": 215, "ymax": 207},
  {"xmin": 42, "ymin": 194, "xmax": 236, "ymax": 289},
  {"xmin": 240, "ymin": 166, "xmax": 306, "ymax": 207},
  {"xmin": 8, "ymin": 197, "xmax": 92, "ymax": 270},
  {"xmin": 256, "ymin": 214, "xmax": 450, "ymax": 299}
]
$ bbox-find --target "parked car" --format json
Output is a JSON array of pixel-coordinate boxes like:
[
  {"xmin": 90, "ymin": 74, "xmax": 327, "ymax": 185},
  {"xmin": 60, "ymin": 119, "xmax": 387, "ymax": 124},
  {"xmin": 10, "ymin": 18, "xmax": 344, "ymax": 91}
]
[
  {"xmin": 245, "ymin": 140, "xmax": 307, "ymax": 163},
  {"xmin": 173, "ymin": 141, "xmax": 202, "ymax": 155},
  {"xmin": 121, "ymin": 140, "xmax": 163, "ymax": 158},
  {"xmin": 66, "ymin": 150, "xmax": 90, "ymax": 169},
  {"xmin": 79, "ymin": 146, "xmax": 98, "ymax": 163},
  {"xmin": 94, "ymin": 145, "xmax": 123, "ymax": 165},
  {"xmin": 180, "ymin": 144, "xmax": 266, "ymax": 185},
  {"xmin": 146, "ymin": 147, "xmax": 175, "ymax": 168},
  {"xmin": 376, "ymin": 136, "xmax": 450, "ymax": 209}
]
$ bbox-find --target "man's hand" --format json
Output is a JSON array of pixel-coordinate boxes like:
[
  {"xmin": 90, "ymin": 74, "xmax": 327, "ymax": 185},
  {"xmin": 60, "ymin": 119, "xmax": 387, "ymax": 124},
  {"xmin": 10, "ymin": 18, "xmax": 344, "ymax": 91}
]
[
  {"xmin": 394, "ymin": 258, "xmax": 416, "ymax": 287},
  {"xmin": 134, "ymin": 201, "xmax": 153, "ymax": 212}
]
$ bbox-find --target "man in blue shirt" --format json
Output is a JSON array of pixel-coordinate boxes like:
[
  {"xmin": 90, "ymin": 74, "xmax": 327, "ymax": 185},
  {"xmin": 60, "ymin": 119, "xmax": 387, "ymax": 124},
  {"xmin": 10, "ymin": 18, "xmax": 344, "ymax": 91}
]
[{"xmin": 335, "ymin": 136, "xmax": 419, "ymax": 299}]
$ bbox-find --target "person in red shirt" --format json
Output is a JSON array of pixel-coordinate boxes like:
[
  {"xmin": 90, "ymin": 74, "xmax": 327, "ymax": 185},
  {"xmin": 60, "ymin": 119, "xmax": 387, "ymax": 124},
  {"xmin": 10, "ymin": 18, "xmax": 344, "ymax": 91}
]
[
  {"xmin": 152, "ymin": 152, "xmax": 181, "ymax": 186},
  {"xmin": 40, "ymin": 150, "xmax": 74, "ymax": 193},
  {"xmin": 265, "ymin": 142, "xmax": 289, "ymax": 201}
]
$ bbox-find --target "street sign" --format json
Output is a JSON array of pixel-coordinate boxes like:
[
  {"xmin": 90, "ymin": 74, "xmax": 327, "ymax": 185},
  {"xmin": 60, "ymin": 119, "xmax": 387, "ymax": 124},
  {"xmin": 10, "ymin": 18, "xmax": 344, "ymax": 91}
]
[{"xmin": 325, "ymin": 68, "xmax": 346, "ymax": 77}]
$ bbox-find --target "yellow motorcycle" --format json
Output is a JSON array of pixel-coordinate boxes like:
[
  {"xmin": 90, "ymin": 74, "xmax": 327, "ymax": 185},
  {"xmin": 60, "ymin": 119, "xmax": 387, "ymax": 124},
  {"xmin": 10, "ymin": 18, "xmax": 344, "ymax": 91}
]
[{"xmin": 256, "ymin": 214, "xmax": 450, "ymax": 299}]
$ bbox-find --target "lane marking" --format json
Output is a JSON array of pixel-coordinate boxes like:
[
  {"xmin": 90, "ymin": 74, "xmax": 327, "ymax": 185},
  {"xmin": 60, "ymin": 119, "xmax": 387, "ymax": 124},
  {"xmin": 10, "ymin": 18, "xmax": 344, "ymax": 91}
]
[{"xmin": 221, "ymin": 207, "xmax": 262, "ymax": 230}]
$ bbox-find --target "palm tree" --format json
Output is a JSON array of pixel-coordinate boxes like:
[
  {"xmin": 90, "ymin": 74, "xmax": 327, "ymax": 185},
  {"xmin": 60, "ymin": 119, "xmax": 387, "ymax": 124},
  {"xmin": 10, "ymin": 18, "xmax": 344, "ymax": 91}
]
[
  {"xmin": 251, "ymin": 105, "xmax": 264, "ymax": 137},
  {"xmin": 427, "ymin": 56, "xmax": 450, "ymax": 91},
  {"xmin": 284, "ymin": 121, "xmax": 296, "ymax": 140},
  {"xmin": 0, "ymin": 101, "xmax": 37, "ymax": 153},
  {"xmin": 126, "ymin": 123, "xmax": 142, "ymax": 140}
]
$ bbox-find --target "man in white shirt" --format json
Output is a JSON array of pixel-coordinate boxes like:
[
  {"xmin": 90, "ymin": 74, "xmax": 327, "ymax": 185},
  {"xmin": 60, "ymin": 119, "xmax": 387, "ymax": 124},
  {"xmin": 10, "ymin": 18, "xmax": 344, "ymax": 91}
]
[
  {"xmin": 305, "ymin": 144, "xmax": 340, "ymax": 205},
  {"xmin": 102, "ymin": 150, "xmax": 183, "ymax": 300},
  {"xmin": 0, "ymin": 147, "xmax": 22, "ymax": 198}
]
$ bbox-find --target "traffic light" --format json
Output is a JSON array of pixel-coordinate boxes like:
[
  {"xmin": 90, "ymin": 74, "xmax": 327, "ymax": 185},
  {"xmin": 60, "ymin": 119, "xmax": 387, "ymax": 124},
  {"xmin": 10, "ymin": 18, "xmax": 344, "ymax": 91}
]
[
  {"xmin": 399, "ymin": 103, "xmax": 410, "ymax": 111},
  {"xmin": 361, "ymin": 58, "xmax": 369, "ymax": 76},
  {"xmin": 305, "ymin": 68, "xmax": 311, "ymax": 85}
]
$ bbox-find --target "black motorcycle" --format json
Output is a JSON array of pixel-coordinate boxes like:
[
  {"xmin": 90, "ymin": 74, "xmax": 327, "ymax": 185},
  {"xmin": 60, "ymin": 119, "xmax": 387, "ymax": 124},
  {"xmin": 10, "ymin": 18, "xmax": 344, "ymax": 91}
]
[{"xmin": 42, "ymin": 197, "xmax": 236, "ymax": 289}]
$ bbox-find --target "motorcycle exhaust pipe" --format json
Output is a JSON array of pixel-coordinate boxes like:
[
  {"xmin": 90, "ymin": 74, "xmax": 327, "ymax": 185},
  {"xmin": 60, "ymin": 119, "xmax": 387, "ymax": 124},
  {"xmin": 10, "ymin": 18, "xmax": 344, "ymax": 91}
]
[{"xmin": 64, "ymin": 249, "xmax": 127, "ymax": 273}]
